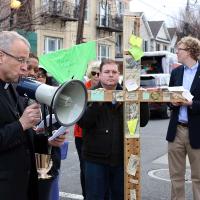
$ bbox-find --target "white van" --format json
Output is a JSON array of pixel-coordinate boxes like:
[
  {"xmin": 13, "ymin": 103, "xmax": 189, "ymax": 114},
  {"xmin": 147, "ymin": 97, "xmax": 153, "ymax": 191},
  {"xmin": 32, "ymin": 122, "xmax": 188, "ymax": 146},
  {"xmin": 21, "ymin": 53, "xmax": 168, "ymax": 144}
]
[
  {"xmin": 141, "ymin": 50, "xmax": 178, "ymax": 75},
  {"xmin": 140, "ymin": 51, "xmax": 178, "ymax": 118}
]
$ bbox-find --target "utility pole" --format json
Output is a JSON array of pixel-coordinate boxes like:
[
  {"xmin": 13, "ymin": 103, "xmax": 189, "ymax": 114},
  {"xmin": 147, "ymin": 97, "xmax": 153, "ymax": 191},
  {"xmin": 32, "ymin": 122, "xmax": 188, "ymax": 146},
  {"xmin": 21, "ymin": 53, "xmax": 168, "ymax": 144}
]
[
  {"xmin": 76, "ymin": 0, "xmax": 87, "ymax": 44},
  {"xmin": 183, "ymin": 0, "xmax": 190, "ymax": 36},
  {"xmin": 186, "ymin": 0, "xmax": 190, "ymax": 12}
]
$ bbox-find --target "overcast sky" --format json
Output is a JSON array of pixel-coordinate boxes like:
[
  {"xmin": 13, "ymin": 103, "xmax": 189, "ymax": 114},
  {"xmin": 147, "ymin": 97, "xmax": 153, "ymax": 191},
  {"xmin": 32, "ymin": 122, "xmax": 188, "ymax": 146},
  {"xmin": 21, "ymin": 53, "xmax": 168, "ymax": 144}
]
[{"xmin": 129, "ymin": 0, "xmax": 190, "ymax": 27}]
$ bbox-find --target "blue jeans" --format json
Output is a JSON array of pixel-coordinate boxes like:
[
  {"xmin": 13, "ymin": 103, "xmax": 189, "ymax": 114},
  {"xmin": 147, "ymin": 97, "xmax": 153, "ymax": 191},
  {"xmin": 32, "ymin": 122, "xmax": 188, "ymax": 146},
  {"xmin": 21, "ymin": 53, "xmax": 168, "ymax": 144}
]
[
  {"xmin": 75, "ymin": 137, "xmax": 86, "ymax": 199},
  {"xmin": 85, "ymin": 161, "xmax": 124, "ymax": 200},
  {"xmin": 49, "ymin": 175, "xmax": 59, "ymax": 200}
]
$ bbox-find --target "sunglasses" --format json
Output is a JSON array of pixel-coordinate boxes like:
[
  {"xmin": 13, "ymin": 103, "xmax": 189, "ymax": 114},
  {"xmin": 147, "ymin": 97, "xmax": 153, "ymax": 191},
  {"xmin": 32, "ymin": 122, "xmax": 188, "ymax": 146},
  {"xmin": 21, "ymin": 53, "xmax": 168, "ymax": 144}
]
[
  {"xmin": 37, "ymin": 73, "xmax": 46, "ymax": 78},
  {"xmin": 91, "ymin": 71, "xmax": 99, "ymax": 76}
]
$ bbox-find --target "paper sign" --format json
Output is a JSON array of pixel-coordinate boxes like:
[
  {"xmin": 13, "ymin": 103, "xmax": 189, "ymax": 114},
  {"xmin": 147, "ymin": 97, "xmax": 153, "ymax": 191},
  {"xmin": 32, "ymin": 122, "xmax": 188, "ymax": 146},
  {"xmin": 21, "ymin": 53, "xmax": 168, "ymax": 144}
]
[
  {"xmin": 129, "ymin": 47, "xmax": 144, "ymax": 61},
  {"xmin": 126, "ymin": 92, "xmax": 138, "ymax": 101},
  {"xmin": 127, "ymin": 118, "xmax": 138, "ymax": 136},
  {"xmin": 91, "ymin": 90, "xmax": 104, "ymax": 101},
  {"xmin": 127, "ymin": 154, "xmax": 139, "ymax": 176},
  {"xmin": 163, "ymin": 92, "xmax": 171, "ymax": 102},
  {"xmin": 143, "ymin": 92, "xmax": 150, "ymax": 100},
  {"xmin": 129, "ymin": 34, "xmax": 142, "ymax": 48},
  {"xmin": 130, "ymin": 189, "xmax": 137, "ymax": 200},
  {"xmin": 125, "ymin": 79, "xmax": 139, "ymax": 91},
  {"xmin": 168, "ymin": 86, "xmax": 185, "ymax": 92},
  {"xmin": 36, "ymin": 114, "xmax": 57, "ymax": 129},
  {"xmin": 39, "ymin": 41, "xmax": 96, "ymax": 83},
  {"xmin": 129, "ymin": 178, "xmax": 139, "ymax": 184},
  {"xmin": 113, "ymin": 91, "xmax": 124, "ymax": 101},
  {"xmin": 48, "ymin": 126, "xmax": 68, "ymax": 141}
]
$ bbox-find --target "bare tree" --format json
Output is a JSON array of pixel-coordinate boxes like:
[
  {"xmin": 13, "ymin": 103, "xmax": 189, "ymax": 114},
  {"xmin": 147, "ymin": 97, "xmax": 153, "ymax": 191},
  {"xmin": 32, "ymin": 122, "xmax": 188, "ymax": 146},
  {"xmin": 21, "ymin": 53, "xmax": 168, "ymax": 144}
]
[{"xmin": 175, "ymin": 2, "xmax": 200, "ymax": 40}]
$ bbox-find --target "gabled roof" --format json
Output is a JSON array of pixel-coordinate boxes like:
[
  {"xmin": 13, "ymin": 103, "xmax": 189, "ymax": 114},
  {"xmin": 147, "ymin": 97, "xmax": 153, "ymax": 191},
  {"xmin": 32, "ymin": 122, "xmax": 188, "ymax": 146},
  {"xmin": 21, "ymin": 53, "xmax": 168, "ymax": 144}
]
[
  {"xmin": 131, "ymin": 12, "xmax": 144, "ymax": 17},
  {"xmin": 131, "ymin": 12, "xmax": 153, "ymax": 38},
  {"xmin": 168, "ymin": 28, "xmax": 176, "ymax": 39},
  {"xmin": 148, "ymin": 21, "xmax": 164, "ymax": 38}
]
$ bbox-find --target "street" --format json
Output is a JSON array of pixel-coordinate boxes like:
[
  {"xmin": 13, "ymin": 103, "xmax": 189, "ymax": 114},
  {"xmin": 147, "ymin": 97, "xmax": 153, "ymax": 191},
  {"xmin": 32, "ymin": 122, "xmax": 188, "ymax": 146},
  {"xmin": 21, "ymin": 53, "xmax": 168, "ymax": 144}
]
[{"xmin": 59, "ymin": 119, "xmax": 192, "ymax": 200}]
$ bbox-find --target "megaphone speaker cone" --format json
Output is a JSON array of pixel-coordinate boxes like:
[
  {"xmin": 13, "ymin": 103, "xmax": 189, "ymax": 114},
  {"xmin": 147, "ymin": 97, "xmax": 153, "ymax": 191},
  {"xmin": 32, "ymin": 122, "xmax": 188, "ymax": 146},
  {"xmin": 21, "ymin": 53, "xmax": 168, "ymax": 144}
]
[
  {"xmin": 53, "ymin": 80, "xmax": 87, "ymax": 126},
  {"xmin": 17, "ymin": 78, "xmax": 88, "ymax": 127}
]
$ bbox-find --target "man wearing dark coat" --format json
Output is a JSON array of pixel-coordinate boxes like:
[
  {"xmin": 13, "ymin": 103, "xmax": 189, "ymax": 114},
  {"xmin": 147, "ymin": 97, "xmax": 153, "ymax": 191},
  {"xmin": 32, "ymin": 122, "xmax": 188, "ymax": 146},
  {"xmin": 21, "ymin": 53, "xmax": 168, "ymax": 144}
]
[
  {"xmin": 166, "ymin": 36, "xmax": 200, "ymax": 200},
  {"xmin": 0, "ymin": 31, "xmax": 65, "ymax": 200}
]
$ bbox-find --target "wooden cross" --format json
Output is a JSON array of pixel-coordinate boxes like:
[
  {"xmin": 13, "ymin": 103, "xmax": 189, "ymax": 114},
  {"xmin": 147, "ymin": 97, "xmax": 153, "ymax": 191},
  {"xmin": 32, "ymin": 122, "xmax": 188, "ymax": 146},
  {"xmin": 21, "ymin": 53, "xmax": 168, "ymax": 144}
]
[{"xmin": 87, "ymin": 14, "xmax": 185, "ymax": 200}]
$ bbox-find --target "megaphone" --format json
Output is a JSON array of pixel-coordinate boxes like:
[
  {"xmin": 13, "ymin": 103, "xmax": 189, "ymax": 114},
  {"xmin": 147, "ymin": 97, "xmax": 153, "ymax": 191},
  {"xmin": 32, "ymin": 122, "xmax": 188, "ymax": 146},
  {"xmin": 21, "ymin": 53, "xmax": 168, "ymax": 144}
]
[{"xmin": 16, "ymin": 78, "xmax": 87, "ymax": 126}]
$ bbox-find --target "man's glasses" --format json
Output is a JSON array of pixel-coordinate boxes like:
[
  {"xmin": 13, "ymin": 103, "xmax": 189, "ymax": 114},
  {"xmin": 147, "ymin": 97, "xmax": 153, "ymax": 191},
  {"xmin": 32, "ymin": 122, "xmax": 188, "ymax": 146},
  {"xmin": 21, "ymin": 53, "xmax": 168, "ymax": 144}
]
[
  {"xmin": 176, "ymin": 48, "xmax": 189, "ymax": 52},
  {"xmin": 1, "ymin": 50, "xmax": 29, "ymax": 64},
  {"xmin": 91, "ymin": 71, "xmax": 99, "ymax": 77}
]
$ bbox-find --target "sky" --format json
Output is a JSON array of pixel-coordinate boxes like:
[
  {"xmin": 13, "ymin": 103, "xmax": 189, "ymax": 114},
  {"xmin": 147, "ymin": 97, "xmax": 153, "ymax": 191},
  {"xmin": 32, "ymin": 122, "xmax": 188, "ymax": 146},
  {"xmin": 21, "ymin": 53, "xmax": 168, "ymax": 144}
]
[{"xmin": 129, "ymin": 0, "xmax": 190, "ymax": 27}]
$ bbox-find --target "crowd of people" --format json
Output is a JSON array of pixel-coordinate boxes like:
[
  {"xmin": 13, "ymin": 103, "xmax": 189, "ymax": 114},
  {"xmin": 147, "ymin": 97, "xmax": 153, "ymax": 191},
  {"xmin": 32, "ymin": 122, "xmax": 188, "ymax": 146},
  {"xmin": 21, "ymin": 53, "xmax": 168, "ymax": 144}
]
[{"xmin": 0, "ymin": 30, "xmax": 200, "ymax": 200}]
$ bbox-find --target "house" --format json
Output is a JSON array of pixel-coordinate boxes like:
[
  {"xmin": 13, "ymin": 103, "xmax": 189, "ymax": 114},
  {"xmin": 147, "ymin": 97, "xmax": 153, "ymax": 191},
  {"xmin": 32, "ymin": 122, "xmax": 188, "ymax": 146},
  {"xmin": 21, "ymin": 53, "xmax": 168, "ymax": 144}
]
[
  {"xmin": 1, "ymin": 0, "xmax": 129, "ymax": 60},
  {"xmin": 148, "ymin": 20, "xmax": 171, "ymax": 51},
  {"xmin": 168, "ymin": 27, "xmax": 177, "ymax": 53},
  {"xmin": 132, "ymin": 12, "xmax": 153, "ymax": 52},
  {"xmin": 131, "ymin": 12, "xmax": 177, "ymax": 52}
]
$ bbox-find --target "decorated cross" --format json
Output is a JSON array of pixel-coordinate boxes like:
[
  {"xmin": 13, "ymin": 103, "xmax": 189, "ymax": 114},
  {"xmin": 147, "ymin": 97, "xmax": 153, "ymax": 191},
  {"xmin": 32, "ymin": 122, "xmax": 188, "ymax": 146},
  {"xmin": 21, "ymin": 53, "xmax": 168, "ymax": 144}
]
[{"xmin": 87, "ymin": 14, "xmax": 185, "ymax": 200}]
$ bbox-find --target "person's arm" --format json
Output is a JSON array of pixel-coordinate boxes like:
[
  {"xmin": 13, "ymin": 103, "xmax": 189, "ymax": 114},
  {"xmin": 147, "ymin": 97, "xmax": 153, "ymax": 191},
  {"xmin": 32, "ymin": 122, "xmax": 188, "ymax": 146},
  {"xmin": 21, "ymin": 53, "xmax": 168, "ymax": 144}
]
[
  {"xmin": 140, "ymin": 102, "xmax": 150, "ymax": 127},
  {"xmin": 0, "ymin": 121, "xmax": 25, "ymax": 152},
  {"xmin": 78, "ymin": 102, "xmax": 102, "ymax": 129},
  {"xmin": 188, "ymin": 99, "xmax": 200, "ymax": 114},
  {"xmin": 167, "ymin": 69, "xmax": 181, "ymax": 110},
  {"xmin": 0, "ymin": 103, "xmax": 41, "ymax": 152}
]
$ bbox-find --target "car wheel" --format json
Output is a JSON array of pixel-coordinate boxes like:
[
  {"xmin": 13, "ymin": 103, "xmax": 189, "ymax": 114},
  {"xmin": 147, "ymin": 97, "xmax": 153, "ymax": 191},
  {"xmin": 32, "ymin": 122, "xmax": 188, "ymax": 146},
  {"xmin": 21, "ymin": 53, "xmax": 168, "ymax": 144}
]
[{"xmin": 161, "ymin": 107, "xmax": 170, "ymax": 119}]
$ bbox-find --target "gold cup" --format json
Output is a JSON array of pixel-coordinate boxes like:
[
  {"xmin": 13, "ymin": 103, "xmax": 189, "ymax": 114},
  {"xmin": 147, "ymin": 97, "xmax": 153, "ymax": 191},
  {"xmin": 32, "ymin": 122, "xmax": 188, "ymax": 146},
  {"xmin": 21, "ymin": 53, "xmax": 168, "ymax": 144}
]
[{"xmin": 35, "ymin": 153, "xmax": 53, "ymax": 179}]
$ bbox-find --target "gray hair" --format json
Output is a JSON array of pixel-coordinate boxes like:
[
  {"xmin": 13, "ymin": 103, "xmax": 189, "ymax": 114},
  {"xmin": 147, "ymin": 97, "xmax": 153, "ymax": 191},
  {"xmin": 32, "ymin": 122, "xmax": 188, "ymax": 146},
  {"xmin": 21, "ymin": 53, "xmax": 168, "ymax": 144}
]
[{"xmin": 0, "ymin": 31, "xmax": 30, "ymax": 52}]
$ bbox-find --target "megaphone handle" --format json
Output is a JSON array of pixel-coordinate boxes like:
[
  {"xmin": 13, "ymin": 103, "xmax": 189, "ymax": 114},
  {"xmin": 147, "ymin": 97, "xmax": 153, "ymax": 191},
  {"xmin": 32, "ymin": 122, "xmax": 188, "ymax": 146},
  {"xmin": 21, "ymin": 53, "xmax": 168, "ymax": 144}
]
[
  {"xmin": 48, "ymin": 145, "xmax": 52, "ymax": 155},
  {"xmin": 48, "ymin": 106, "xmax": 53, "ymax": 137},
  {"xmin": 42, "ymin": 104, "xmax": 48, "ymax": 135}
]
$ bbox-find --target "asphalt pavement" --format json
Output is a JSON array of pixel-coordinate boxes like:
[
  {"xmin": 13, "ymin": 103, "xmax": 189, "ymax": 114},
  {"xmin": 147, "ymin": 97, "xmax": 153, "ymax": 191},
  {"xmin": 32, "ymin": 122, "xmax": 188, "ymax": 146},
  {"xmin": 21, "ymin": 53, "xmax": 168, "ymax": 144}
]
[{"xmin": 59, "ymin": 119, "xmax": 193, "ymax": 200}]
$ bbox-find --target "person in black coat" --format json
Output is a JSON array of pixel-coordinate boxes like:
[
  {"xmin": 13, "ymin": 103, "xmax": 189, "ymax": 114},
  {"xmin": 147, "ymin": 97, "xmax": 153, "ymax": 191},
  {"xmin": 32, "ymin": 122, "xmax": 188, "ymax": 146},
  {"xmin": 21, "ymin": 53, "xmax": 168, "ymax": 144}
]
[
  {"xmin": 78, "ymin": 59, "xmax": 149, "ymax": 200},
  {"xmin": 36, "ymin": 67, "xmax": 62, "ymax": 200},
  {"xmin": 0, "ymin": 31, "xmax": 65, "ymax": 200},
  {"xmin": 166, "ymin": 36, "xmax": 200, "ymax": 200}
]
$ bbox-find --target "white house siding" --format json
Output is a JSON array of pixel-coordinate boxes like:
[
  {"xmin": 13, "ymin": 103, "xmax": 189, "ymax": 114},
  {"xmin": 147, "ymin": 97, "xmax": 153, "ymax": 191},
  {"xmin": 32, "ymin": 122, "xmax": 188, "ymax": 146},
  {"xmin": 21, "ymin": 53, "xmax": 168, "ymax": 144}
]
[
  {"xmin": 155, "ymin": 24, "xmax": 170, "ymax": 51},
  {"xmin": 169, "ymin": 35, "xmax": 177, "ymax": 53},
  {"xmin": 140, "ymin": 18, "xmax": 152, "ymax": 52}
]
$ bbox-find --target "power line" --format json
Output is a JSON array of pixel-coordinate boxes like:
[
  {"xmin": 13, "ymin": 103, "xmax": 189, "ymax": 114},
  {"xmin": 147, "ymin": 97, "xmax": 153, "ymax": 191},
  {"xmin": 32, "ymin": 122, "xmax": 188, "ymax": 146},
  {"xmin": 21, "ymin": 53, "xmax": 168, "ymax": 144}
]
[{"xmin": 134, "ymin": 0, "xmax": 199, "ymax": 25}]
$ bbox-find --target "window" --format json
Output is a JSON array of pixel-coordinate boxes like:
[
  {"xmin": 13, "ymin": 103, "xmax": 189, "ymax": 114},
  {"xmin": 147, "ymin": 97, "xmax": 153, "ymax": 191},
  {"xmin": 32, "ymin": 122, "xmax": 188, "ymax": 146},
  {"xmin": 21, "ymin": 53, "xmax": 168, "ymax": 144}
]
[
  {"xmin": 116, "ymin": 33, "xmax": 122, "ymax": 56},
  {"xmin": 44, "ymin": 36, "xmax": 63, "ymax": 53},
  {"xmin": 84, "ymin": 0, "xmax": 89, "ymax": 21},
  {"xmin": 116, "ymin": 0, "xmax": 124, "ymax": 15},
  {"xmin": 41, "ymin": 0, "xmax": 62, "ymax": 13},
  {"xmin": 98, "ymin": 44, "xmax": 110, "ymax": 60},
  {"xmin": 156, "ymin": 43, "xmax": 160, "ymax": 51},
  {"xmin": 163, "ymin": 45, "xmax": 167, "ymax": 50},
  {"xmin": 143, "ymin": 40, "xmax": 148, "ymax": 52},
  {"xmin": 170, "ymin": 48, "xmax": 175, "ymax": 53},
  {"xmin": 74, "ymin": 0, "xmax": 89, "ymax": 21},
  {"xmin": 99, "ymin": 2, "xmax": 110, "ymax": 26},
  {"xmin": 41, "ymin": 0, "xmax": 49, "ymax": 12},
  {"xmin": 42, "ymin": 0, "xmax": 48, "ymax": 6},
  {"xmin": 74, "ymin": 0, "xmax": 79, "ymax": 5}
]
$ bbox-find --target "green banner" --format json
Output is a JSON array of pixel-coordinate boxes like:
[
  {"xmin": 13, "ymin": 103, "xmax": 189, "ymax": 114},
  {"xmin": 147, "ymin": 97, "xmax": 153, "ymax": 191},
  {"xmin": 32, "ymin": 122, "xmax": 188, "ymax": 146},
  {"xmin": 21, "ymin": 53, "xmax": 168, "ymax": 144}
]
[{"xmin": 39, "ymin": 41, "xmax": 96, "ymax": 84}]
